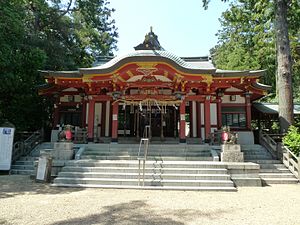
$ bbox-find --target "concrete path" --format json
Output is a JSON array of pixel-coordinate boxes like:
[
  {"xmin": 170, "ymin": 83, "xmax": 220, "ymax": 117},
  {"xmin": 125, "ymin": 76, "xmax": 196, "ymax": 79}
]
[{"xmin": 0, "ymin": 175, "xmax": 300, "ymax": 225}]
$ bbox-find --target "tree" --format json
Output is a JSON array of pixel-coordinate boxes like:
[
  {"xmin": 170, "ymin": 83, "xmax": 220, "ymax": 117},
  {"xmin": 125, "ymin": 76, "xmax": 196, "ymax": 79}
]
[
  {"xmin": 0, "ymin": 0, "xmax": 118, "ymax": 131},
  {"xmin": 209, "ymin": 0, "xmax": 276, "ymax": 88},
  {"xmin": 275, "ymin": 0, "xmax": 293, "ymax": 133},
  {"xmin": 202, "ymin": 0, "xmax": 297, "ymax": 133}
]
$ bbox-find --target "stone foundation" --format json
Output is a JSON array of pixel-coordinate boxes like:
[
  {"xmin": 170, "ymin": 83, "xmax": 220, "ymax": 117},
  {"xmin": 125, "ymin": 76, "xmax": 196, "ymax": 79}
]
[
  {"xmin": 221, "ymin": 144, "xmax": 244, "ymax": 162},
  {"xmin": 38, "ymin": 142, "xmax": 75, "ymax": 176}
]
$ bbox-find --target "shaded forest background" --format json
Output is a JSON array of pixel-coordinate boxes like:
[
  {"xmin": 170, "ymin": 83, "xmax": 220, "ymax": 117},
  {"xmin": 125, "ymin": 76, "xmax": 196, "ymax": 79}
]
[
  {"xmin": 0, "ymin": 0, "xmax": 299, "ymax": 132},
  {"xmin": 0, "ymin": 0, "xmax": 118, "ymax": 131}
]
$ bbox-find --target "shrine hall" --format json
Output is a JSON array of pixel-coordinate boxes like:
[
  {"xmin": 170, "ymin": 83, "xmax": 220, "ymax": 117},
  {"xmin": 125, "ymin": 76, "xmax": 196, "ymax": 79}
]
[{"xmin": 39, "ymin": 28, "xmax": 270, "ymax": 143}]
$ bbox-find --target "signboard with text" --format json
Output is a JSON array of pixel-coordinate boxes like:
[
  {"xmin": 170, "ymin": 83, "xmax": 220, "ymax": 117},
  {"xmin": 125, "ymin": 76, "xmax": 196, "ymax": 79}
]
[{"xmin": 0, "ymin": 127, "xmax": 15, "ymax": 170}]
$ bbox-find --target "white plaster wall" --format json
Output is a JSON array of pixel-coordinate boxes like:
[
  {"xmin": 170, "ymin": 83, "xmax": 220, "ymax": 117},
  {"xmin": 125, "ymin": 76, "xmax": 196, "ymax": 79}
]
[
  {"xmin": 210, "ymin": 103, "xmax": 217, "ymax": 125},
  {"xmin": 94, "ymin": 103, "xmax": 102, "ymax": 138},
  {"xmin": 94, "ymin": 103, "xmax": 101, "ymax": 126},
  {"xmin": 200, "ymin": 103, "xmax": 204, "ymax": 125},
  {"xmin": 222, "ymin": 95, "xmax": 245, "ymax": 104},
  {"xmin": 60, "ymin": 95, "xmax": 81, "ymax": 103},
  {"xmin": 201, "ymin": 128, "xmax": 205, "ymax": 139}
]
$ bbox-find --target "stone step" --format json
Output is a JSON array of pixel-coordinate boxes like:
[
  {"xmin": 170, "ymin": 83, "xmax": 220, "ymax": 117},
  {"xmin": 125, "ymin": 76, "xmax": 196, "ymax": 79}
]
[
  {"xmin": 18, "ymin": 156, "xmax": 38, "ymax": 161},
  {"xmin": 66, "ymin": 160, "xmax": 227, "ymax": 169},
  {"xmin": 245, "ymin": 160, "xmax": 282, "ymax": 164},
  {"xmin": 84, "ymin": 148, "xmax": 212, "ymax": 153},
  {"xmin": 241, "ymin": 148, "xmax": 266, "ymax": 151},
  {"xmin": 53, "ymin": 177, "xmax": 234, "ymax": 187},
  {"xmin": 80, "ymin": 156, "xmax": 213, "ymax": 161},
  {"xmin": 260, "ymin": 168, "xmax": 291, "ymax": 173},
  {"xmin": 85, "ymin": 147, "xmax": 213, "ymax": 152},
  {"xmin": 260, "ymin": 173, "xmax": 296, "ymax": 179},
  {"xmin": 241, "ymin": 144, "xmax": 265, "ymax": 148},
  {"xmin": 51, "ymin": 183, "xmax": 237, "ymax": 191},
  {"xmin": 241, "ymin": 151, "xmax": 272, "ymax": 155},
  {"xmin": 261, "ymin": 178, "xmax": 299, "ymax": 185},
  {"xmin": 244, "ymin": 156, "xmax": 273, "ymax": 159},
  {"xmin": 13, "ymin": 161, "xmax": 35, "ymax": 165},
  {"xmin": 80, "ymin": 156, "xmax": 134, "ymax": 160},
  {"xmin": 11, "ymin": 165, "xmax": 35, "ymax": 170},
  {"xmin": 259, "ymin": 164, "xmax": 287, "ymax": 169},
  {"xmin": 82, "ymin": 151, "xmax": 211, "ymax": 157},
  {"xmin": 10, "ymin": 169, "xmax": 34, "ymax": 175},
  {"xmin": 61, "ymin": 166, "xmax": 228, "ymax": 174},
  {"xmin": 57, "ymin": 172, "xmax": 231, "ymax": 180}
]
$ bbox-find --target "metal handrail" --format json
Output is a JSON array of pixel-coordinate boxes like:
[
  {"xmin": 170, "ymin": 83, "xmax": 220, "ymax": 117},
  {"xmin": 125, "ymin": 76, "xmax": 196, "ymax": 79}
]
[
  {"xmin": 143, "ymin": 125, "xmax": 151, "ymax": 139},
  {"xmin": 137, "ymin": 138, "xmax": 149, "ymax": 186},
  {"xmin": 12, "ymin": 129, "xmax": 43, "ymax": 163}
]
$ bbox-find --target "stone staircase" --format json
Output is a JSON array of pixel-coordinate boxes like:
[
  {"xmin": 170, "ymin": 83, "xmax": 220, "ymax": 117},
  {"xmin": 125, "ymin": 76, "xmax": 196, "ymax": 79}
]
[
  {"xmin": 52, "ymin": 160, "xmax": 236, "ymax": 191},
  {"xmin": 10, "ymin": 142, "xmax": 53, "ymax": 175},
  {"xmin": 10, "ymin": 156, "xmax": 37, "ymax": 175},
  {"xmin": 80, "ymin": 144, "xmax": 213, "ymax": 161},
  {"xmin": 242, "ymin": 145, "xmax": 298, "ymax": 185}
]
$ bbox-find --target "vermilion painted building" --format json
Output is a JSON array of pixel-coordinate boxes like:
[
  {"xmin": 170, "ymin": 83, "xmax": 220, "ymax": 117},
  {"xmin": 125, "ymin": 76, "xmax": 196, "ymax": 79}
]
[{"xmin": 39, "ymin": 29, "xmax": 270, "ymax": 143}]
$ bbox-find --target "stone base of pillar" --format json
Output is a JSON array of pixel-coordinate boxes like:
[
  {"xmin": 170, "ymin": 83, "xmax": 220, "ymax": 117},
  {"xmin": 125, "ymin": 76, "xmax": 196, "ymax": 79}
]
[
  {"xmin": 87, "ymin": 138, "xmax": 94, "ymax": 142},
  {"xmin": 111, "ymin": 138, "xmax": 118, "ymax": 143},
  {"xmin": 179, "ymin": 138, "xmax": 186, "ymax": 143},
  {"xmin": 221, "ymin": 144, "xmax": 244, "ymax": 162}
]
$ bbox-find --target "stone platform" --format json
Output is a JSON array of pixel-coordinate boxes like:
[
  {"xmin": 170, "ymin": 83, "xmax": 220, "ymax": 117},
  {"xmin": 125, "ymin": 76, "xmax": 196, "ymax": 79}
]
[{"xmin": 221, "ymin": 144, "xmax": 244, "ymax": 162}]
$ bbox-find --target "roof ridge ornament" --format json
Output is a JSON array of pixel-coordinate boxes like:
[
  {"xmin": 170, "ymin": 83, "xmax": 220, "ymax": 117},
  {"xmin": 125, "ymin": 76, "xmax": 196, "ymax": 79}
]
[{"xmin": 134, "ymin": 27, "xmax": 164, "ymax": 51}]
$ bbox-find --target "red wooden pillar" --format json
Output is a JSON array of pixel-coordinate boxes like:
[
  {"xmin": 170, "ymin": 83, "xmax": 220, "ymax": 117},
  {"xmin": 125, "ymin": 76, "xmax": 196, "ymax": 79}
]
[
  {"xmin": 204, "ymin": 96, "xmax": 211, "ymax": 141},
  {"xmin": 87, "ymin": 99, "xmax": 95, "ymax": 142},
  {"xmin": 216, "ymin": 97, "xmax": 222, "ymax": 129},
  {"xmin": 245, "ymin": 93, "xmax": 252, "ymax": 129},
  {"xmin": 111, "ymin": 102, "xmax": 119, "ymax": 142},
  {"xmin": 179, "ymin": 101, "xmax": 186, "ymax": 143}
]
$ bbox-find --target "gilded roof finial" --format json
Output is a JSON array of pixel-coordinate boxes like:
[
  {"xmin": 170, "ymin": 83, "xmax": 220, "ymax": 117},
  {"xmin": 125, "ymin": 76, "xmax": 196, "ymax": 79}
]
[{"xmin": 134, "ymin": 27, "xmax": 164, "ymax": 51}]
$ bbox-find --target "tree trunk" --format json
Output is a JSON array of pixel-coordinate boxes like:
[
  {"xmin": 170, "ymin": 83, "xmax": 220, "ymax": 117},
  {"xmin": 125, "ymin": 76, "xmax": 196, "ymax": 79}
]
[{"xmin": 275, "ymin": 0, "xmax": 293, "ymax": 133}]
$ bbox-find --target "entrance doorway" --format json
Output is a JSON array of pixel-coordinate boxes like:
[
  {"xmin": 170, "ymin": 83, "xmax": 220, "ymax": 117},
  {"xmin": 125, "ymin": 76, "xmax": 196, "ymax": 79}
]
[
  {"xmin": 118, "ymin": 105, "xmax": 178, "ymax": 138},
  {"xmin": 139, "ymin": 106, "xmax": 177, "ymax": 138}
]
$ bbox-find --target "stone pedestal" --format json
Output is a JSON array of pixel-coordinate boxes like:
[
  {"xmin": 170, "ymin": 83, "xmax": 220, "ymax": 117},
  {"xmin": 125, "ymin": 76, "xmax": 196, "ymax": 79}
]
[
  {"xmin": 54, "ymin": 142, "xmax": 73, "ymax": 151},
  {"xmin": 52, "ymin": 142, "xmax": 74, "ymax": 160},
  {"xmin": 40, "ymin": 142, "xmax": 74, "ymax": 160},
  {"xmin": 221, "ymin": 144, "xmax": 244, "ymax": 162}
]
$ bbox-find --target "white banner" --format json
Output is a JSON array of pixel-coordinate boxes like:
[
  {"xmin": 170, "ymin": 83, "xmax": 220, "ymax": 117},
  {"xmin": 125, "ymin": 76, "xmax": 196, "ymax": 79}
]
[{"xmin": 0, "ymin": 127, "xmax": 15, "ymax": 170}]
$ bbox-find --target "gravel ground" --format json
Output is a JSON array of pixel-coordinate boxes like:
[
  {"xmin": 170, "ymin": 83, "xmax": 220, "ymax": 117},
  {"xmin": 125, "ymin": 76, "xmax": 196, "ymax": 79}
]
[{"xmin": 0, "ymin": 175, "xmax": 300, "ymax": 225}]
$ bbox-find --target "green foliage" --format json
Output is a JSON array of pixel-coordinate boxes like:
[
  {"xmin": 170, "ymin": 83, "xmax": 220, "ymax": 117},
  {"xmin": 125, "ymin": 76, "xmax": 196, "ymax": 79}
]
[
  {"xmin": 210, "ymin": 0, "xmax": 300, "ymax": 99},
  {"xmin": 283, "ymin": 126, "xmax": 300, "ymax": 156},
  {"xmin": 0, "ymin": 0, "xmax": 118, "ymax": 131}
]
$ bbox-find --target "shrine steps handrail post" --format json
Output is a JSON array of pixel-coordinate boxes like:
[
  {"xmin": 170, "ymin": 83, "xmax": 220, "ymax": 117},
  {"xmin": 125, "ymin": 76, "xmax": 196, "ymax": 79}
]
[
  {"xmin": 259, "ymin": 132, "xmax": 300, "ymax": 181},
  {"xmin": 282, "ymin": 145, "xmax": 300, "ymax": 180},
  {"xmin": 137, "ymin": 138, "xmax": 149, "ymax": 186},
  {"xmin": 259, "ymin": 132, "xmax": 282, "ymax": 159},
  {"xmin": 12, "ymin": 129, "xmax": 43, "ymax": 163}
]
